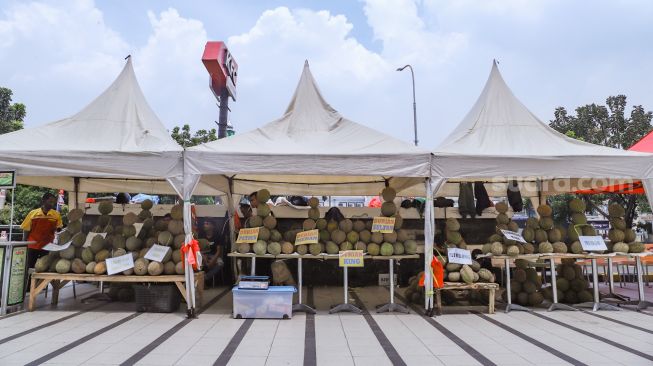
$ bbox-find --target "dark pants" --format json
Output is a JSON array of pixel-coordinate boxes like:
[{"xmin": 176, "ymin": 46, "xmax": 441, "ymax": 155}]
[{"xmin": 27, "ymin": 248, "xmax": 48, "ymax": 269}]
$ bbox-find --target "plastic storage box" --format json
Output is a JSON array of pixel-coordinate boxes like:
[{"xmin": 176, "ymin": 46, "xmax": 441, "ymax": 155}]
[{"xmin": 232, "ymin": 286, "xmax": 296, "ymax": 319}]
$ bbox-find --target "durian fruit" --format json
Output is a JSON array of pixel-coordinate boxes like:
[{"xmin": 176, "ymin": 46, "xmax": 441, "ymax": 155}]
[
  {"xmin": 134, "ymin": 258, "xmax": 149, "ymax": 275},
  {"xmin": 257, "ymin": 204, "xmax": 271, "ymax": 218},
  {"xmin": 460, "ymin": 265, "xmax": 474, "ymax": 284},
  {"xmin": 339, "ymin": 219, "xmax": 354, "ymax": 233},
  {"xmin": 367, "ymin": 243, "xmax": 380, "ymax": 256},
  {"xmin": 537, "ymin": 204, "xmax": 553, "ymax": 217},
  {"xmin": 383, "ymin": 231, "xmax": 397, "ymax": 244},
  {"xmin": 325, "ymin": 241, "xmax": 339, "ymax": 255},
  {"xmin": 263, "ymin": 216, "xmax": 277, "ymax": 230},
  {"xmin": 94, "ymin": 261, "xmax": 107, "ymax": 275},
  {"xmin": 370, "ymin": 232, "xmax": 384, "ymax": 244},
  {"xmin": 340, "ymin": 241, "xmax": 353, "ymax": 251},
  {"xmin": 237, "ymin": 243, "xmax": 251, "ymax": 254},
  {"xmin": 34, "ymin": 256, "xmax": 51, "ymax": 272},
  {"xmin": 629, "ymin": 242, "xmax": 645, "ymax": 253},
  {"xmin": 86, "ymin": 261, "xmax": 97, "ymax": 274},
  {"xmin": 175, "ymin": 262, "xmax": 185, "ymax": 275},
  {"xmin": 355, "ymin": 241, "xmax": 367, "ymax": 251},
  {"xmin": 258, "ymin": 227, "xmax": 271, "ymax": 241},
  {"xmin": 552, "ymin": 242, "xmax": 568, "ymax": 254},
  {"xmin": 249, "ymin": 216, "xmax": 263, "ymax": 228},
  {"xmin": 170, "ymin": 204, "xmax": 183, "ymax": 220},
  {"xmin": 612, "ymin": 242, "xmax": 629, "ymax": 253},
  {"xmin": 296, "ymin": 244, "xmax": 308, "ymax": 255},
  {"xmin": 381, "ymin": 202, "xmax": 397, "ymax": 217},
  {"xmin": 568, "ymin": 198, "xmax": 586, "ymax": 213},
  {"xmin": 608, "ymin": 229, "xmax": 625, "ymax": 243},
  {"xmin": 257, "ymin": 189, "xmax": 271, "ymax": 204},
  {"xmin": 316, "ymin": 218, "xmax": 328, "ymax": 230},
  {"xmin": 148, "ymin": 261, "xmax": 164, "ymax": 276},
  {"xmin": 381, "ymin": 187, "xmax": 396, "ymax": 202},
  {"xmin": 267, "ymin": 242, "xmax": 282, "ymax": 256},
  {"xmin": 506, "ymin": 245, "xmax": 520, "ymax": 256},
  {"xmin": 570, "ymin": 241, "xmax": 584, "ymax": 254},
  {"xmin": 98, "ymin": 201, "xmax": 114, "ymax": 215},
  {"xmin": 380, "ymin": 242, "xmax": 394, "ymax": 256},
  {"xmin": 404, "ymin": 240, "xmax": 417, "ymax": 254},
  {"xmin": 495, "ymin": 202, "xmax": 509, "ymax": 214},
  {"xmin": 538, "ymin": 241, "xmax": 553, "ymax": 254},
  {"xmin": 309, "ymin": 243, "xmax": 322, "ymax": 256},
  {"xmin": 303, "ymin": 219, "xmax": 317, "ymax": 231},
  {"xmin": 490, "ymin": 242, "xmax": 504, "ymax": 255},
  {"xmin": 608, "ymin": 203, "xmax": 625, "ymax": 218},
  {"xmin": 253, "ymin": 240, "xmax": 268, "ymax": 255},
  {"xmin": 353, "ymin": 220, "xmax": 366, "ymax": 232},
  {"xmin": 539, "ymin": 217, "xmax": 554, "ymax": 230},
  {"xmin": 308, "ymin": 197, "xmax": 319, "ymax": 209}
]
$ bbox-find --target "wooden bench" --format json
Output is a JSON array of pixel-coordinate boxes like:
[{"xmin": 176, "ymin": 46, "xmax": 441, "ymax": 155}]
[
  {"xmin": 29, "ymin": 272, "xmax": 204, "ymax": 311},
  {"xmin": 435, "ymin": 282, "xmax": 499, "ymax": 315}
]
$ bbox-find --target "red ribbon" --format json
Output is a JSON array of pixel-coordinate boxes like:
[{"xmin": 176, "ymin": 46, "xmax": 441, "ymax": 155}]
[
  {"xmin": 181, "ymin": 238, "xmax": 200, "ymax": 270},
  {"xmin": 419, "ymin": 256, "xmax": 445, "ymax": 289}
]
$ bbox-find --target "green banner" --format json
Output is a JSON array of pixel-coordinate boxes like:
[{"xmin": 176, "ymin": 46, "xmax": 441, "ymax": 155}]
[{"xmin": 7, "ymin": 246, "xmax": 26, "ymax": 306}]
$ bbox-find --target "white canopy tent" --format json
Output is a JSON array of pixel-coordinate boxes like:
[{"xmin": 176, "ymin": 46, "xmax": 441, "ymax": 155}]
[
  {"xmin": 186, "ymin": 61, "xmax": 432, "ymax": 196},
  {"xmin": 0, "ymin": 58, "xmax": 208, "ymax": 315},
  {"xmin": 432, "ymin": 61, "xmax": 653, "ymax": 197},
  {"xmin": 185, "ymin": 62, "xmax": 435, "ymax": 306},
  {"xmin": 422, "ymin": 61, "xmax": 653, "ymax": 310}
]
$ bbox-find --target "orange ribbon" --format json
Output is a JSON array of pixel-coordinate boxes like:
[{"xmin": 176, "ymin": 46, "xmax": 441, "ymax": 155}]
[
  {"xmin": 419, "ymin": 256, "xmax": 444, "ymax": 289},
  {"xmin": 181, "ymin": 238, "xmax": 200, "ymax": 270}
]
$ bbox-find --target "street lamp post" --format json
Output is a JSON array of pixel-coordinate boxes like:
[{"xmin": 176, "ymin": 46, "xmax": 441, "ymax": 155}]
[{"xmin": 397, "ymin": 65, "xmax": 418, "ymax": 146}]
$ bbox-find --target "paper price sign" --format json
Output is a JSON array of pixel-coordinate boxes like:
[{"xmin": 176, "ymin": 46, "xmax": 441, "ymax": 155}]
[
  {"xmin": 236, "ymin": 227, "xmax": 260, "ymax": 244},
  {"xmin": 106, "ymin": 253, "xmax": 134, "ymax": 275},
  {"xmin": 371, "ymin": 217, "xmax": 396, "ymax": 233},
  {"xmin": 134, "ymin": 223, "xmax": 144, "ymax": 237},
  {"xmin": 83, "ymin": 232, "xmax": 107, "ymax": 248},
  {"xmin": 579, "ymin": 236, "xmax": 608, "ymax": 252},
  {"xmin": 447, "ymin": 248, "xmax": 472, "ymax": 265},
  {"xmin": 145, "ymin": 244, "xmax": 170, "ymax": 262},
  {"xmin": 43, "ymin": 240, "xmax": 72, "ymax": 252},
  {"xmin": 339, "ymin": 250, "xmax": 364, "ymax": 267},
  {"xmin": 295, "ymin": 229, "xmax": 319, "ymax": 245},
  {"xmin": 500, "ymin": 229, "xmax": 527, "ymax": 243}
]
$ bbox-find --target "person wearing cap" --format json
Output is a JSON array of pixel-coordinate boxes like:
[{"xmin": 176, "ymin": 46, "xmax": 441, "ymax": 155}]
[
  {"xmin": 21, "ymin": 192, "xmax": 63, "ymax": 269},
  {"xmin": 234, "ymin": 198, "xmax": 253, "ymax": 232}
]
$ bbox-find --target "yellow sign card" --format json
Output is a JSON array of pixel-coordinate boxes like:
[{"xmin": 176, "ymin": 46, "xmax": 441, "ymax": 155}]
[
  {"xmin": 295, "ymin": 229, "xmax": 319, "ymax": 245},
  {"xmin": 236, "ymin": 227, "xmax": 260, "ymax": 244},
  {"xmin": 339, "ymin": 250, "xmax": 364, "ymax": 267},
  {"xmin": 371, "ymin": 216, "xmax": 396, "ymax": 233}
]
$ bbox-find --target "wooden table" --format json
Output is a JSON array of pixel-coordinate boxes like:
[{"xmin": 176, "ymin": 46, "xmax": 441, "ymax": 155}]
[
  {"xmin": 435, "ymin": 282, "xmax": 500, "ymax": 315},
  {"xmin": 29, "ymin": 272, "xmax": 204, "ymax": 311}
]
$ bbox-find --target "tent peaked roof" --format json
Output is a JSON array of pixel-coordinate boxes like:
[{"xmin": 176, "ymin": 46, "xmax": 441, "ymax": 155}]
[
  {"xmin": 436, "ymin": 61, "xmax": 644, "ymax": 157},
  {"xmin": 0, "ymin": 58, "xmax": 184, "ymax": 188},
  {"xmin": 629, "ymin": 129, "xmax": 653, "ymax": 152},
  {"xmin": 188, "ymin": 61, "xmax": 430, "ymax": 174},
  {"xmin": 0, "ymin": 57, "xmax": 181, "ymax": 153},
  {"xmin": 186, "ymin": 61, "xmax": 431, "ymax": 195}
]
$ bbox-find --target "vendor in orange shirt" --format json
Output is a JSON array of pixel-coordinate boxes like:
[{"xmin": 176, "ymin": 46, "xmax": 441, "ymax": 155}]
[{"xmin": 21, "ymin": 192, "xmax": 63, "ymax": 269}]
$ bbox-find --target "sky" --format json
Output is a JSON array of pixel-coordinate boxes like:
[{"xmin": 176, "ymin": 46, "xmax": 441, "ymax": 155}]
[{"xmin": 1, "ymin": 0, "xmax": 652, "ymax": 148}]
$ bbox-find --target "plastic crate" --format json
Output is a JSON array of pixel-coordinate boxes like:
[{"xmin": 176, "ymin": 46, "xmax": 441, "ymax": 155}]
[
  {"xmin": 232, "ymin": 286, "xmax": 296, "ymax": 319},
  {"xmin": 134, "ymin": 284, "xmax": 181, "ymax": 313}
]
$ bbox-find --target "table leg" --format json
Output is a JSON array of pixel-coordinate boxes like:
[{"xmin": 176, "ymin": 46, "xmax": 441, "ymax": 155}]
[
  {"xmin": 51, "ymin": 280, "xmax": 60, "ymax": 306},
  {"xmin": 329, "ymin": 266, "xmax": 361, "ymax": 314},
  {"xmin": 602, "ymin": 257, "xmax": 629, "ymax": 302},
  {"xmin": 436, "ymin": 289, "xmax": 442, "ymax": 316},
  {"xmin": 489, "ymin": 289, "xmax": 495, "ymax": 314},
  {"xmin": 575, "ymin": 258, "xmax": 620, "ymax": 311},
  {"xmin": 29, "ymin": 278, "xmax": 51, "ymax": 311},
  {"xmin": 293, "ymin": 258, "xmax": 315, "ymax": 314},
  {"xmin": 175, "ymin": 281, "xmax": 188, "ymax": 304},
  {"xmin": 548, "ymin": 258, "xmax": 576, "ymax": 311},
  {"xmin": 251, "ymin": 256, "xmax": 256, "ymax": 276},
  {"xmin": 377, "ymin": 259, "xmax": 409, "ymax": 313},
  {"xmin": 620, "ymin": 256, "xmax": 653, "ymax": 310},
  {"xmin": 504, "ymin": 258, "xmax": 530, "ymax": 313}
]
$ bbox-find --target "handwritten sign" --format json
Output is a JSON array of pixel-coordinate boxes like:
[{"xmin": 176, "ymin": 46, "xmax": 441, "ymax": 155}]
[
  {"xmin": 106, "ymin": 253, "xmax": 134, "ymax": 275},
  {"xmin": 83, "ymin": 232, "xmax": 107, "ymax": 248},
  {"xmin": 579, "ymin": 236, "xmax": 608, "ymax": 252},
  {"xmin": 339, "ymin": 250, "xmax": 364, "ymax": 267},
  {"xmin": 500, "ymin": 229, "xmax": 527, "ymax": 243},
  {"xmin": 236, "ymin": 227, "xmax": 260, "ymax": 244},
  {"xmin": 447, "ymin": 248, "xmax": 472, "ymax": 265},
  {"xmin": 371, "ymin": 217, "xmax": 396, "ymax": 233},
  {"xmin": 43, "ymin": 241, "xmax": 72, "ymax": 252},
  {"xmin": 295, "ymin": 229, "xmax": 319, "ymax": 245},
  {"xmin": 134, "ymin": 223, "xmax": 144, "ymax": 237},
  {"xmin": 145, "ymin": 244, "xmax": 170, "ymax": 262}
]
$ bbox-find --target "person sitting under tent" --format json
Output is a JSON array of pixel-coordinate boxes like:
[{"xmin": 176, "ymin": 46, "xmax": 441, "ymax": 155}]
[
  {"xmin": 21, "ymin": 192, "xmax": 63, "ymax": 269},
  {"xmin": 198, "ymin": 218, "xmax": 224, "ymax": 286}
]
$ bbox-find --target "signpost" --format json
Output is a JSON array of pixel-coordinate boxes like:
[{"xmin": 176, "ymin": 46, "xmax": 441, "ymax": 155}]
[
  {"xmin": 447, "ymin": 248, "xmax": 472, "ymax": 265},
  {"xmin": 202, "ymin": 41, "xmax": 238, "ymax": 139}
]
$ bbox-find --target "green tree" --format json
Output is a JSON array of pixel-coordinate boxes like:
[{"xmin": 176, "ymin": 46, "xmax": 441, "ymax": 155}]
[
  {"xmin": 549, "ymin": 95, "xmax": 653, "ymax": 226},
  {"xmin": 0, "ymin": 87, "xmax": 25, "ymax": 134},
  {"xmin": 170, "ymin": 124, "xmax": 217, "ymax": 147},
  {"xmin": 0, "ymin": 87, "xmax": 57, "ymax": 226}
]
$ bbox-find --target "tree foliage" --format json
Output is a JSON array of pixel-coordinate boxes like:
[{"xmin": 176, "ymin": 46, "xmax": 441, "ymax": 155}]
[
  {"xmin": 549, "ymin": 95, "xmax": 653, "ymax": 226},
  {"xmin": 170, "ymin": 124, "xmax": 217, "ymax": 147},
  {"xmin": 0, "ymin": 87, "xmax": 57, "ymax": 226},
  {"xmin": 0, "ymin": 87, "xmax": 25, "ymax": 134}
]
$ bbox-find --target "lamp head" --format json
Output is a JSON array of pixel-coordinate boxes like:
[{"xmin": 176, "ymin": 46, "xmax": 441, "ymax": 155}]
[{"xmin": 396, "ymin": 65, "xmax": 409, "ymax": 71}]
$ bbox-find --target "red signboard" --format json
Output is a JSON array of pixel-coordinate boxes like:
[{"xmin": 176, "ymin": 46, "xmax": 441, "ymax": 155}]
[{"xmin": 202, "ymin": 41, "xmax": 238, "ymax": 100}]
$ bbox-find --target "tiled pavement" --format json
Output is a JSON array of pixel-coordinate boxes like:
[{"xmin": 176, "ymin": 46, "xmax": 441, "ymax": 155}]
[{"xmin": 1, "ymin": 283, "xmax": 652, "ymax": 366}]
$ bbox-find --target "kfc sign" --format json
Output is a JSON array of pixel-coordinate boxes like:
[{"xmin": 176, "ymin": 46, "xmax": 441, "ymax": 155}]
[{"xmin": 202, "ymin": 41, "xmax": 238, "ymax": 100}]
